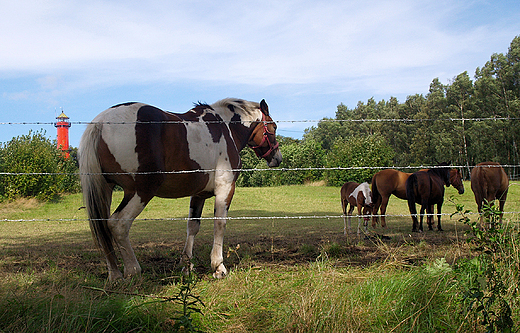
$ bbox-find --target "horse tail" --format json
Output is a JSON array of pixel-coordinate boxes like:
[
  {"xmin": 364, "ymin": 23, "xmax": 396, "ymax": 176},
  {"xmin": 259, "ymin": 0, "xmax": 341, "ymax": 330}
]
[
  {"xmin": 79, "ymin": 122, "xmax": 115, "ymax": 255},
  {"xmin": 406, "ymin": 173, "xmax": 418, "ymax": 215},
  {"xmin": 371, "ymin": 174, "xmax": 380, "ymax": 206}
]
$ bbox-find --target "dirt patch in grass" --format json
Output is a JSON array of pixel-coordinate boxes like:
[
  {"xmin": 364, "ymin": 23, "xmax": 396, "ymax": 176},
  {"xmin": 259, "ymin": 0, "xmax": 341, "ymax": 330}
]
[{"xmin": 0, "ymin": 197, "xmax": 42, "ymax": 214}]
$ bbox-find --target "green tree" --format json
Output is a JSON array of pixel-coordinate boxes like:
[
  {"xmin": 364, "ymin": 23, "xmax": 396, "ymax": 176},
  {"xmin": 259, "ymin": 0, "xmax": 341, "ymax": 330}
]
[
  {"xmin": 325, "ymin": 135, "xmax": 395, "ymax": 186},
  {"xmin": 0, "ymin": 130, "xmax": 80, "ymax": 201},
  {"xmin": 276, "ymin": 139, "xmax": 326, "ymax": 185}
]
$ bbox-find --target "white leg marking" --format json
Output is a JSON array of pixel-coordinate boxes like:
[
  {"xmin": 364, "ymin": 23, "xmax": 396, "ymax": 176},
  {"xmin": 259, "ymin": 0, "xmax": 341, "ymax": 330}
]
[
  {"xmin": 107, "ymin": 194, "xmax": 145, "ymax": 279},
  {"xmin": 211, "ymin": 171, "xmax": 235, "ymax": 279}
]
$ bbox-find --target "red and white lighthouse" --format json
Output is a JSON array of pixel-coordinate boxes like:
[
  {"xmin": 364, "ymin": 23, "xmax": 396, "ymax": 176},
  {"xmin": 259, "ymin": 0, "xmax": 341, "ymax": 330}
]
[{"xmin": 55, "ymin": 111, "xmax": 71, "ymax": 159}]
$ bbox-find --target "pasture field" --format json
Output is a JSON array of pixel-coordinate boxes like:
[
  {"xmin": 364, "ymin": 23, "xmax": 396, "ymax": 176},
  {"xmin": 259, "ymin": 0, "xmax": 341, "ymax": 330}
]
[{"xmin": 0, "ymin": 182, "xmax": 519, "ymax": 332}]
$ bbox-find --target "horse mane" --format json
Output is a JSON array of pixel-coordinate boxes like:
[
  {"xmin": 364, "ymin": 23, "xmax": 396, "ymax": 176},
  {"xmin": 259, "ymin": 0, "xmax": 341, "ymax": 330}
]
[
  {"xmin": 210, "ymin": 98, "xmax": 262, "ymax": 124},
  {"xmin": 429, "ymin": 162, "xmax": 451, "ymax": 184}
]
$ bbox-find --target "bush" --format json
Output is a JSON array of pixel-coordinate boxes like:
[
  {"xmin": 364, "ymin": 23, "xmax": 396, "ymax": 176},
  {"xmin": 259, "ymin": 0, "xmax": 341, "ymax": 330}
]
[
  {"xmin": 276, "ymin": 139, "xmax": 325, "ymax": 185},
  {"xmin": 0, "ymin": 130, "xmax": 80, "ymax": 201},
  {"xmin": 325, "ymin": 135, "xmax": 395, "ymax": 186}
]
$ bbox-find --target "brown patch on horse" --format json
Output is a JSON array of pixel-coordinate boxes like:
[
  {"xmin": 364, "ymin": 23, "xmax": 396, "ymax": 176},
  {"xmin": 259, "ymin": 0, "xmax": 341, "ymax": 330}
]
[
  {"xmin": 156, "ymin": 113, "xmax": 211, "ymax": 198},
  {"xmin": 98, "ymin": 137, "xmax": 134, "ymax": 191},
  {"xmin": 470, "ymin": 162, "xmax": 509, "ymax": 224}
]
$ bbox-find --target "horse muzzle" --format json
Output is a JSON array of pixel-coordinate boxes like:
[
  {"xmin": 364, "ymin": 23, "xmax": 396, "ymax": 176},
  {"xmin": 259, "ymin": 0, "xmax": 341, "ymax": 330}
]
[{"xmin": 267, "ymin": 149, "xmax": 282, "ymax": 168}]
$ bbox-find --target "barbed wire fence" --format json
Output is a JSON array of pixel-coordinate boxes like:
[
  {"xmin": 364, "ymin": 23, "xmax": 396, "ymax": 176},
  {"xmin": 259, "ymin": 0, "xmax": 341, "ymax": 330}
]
[{"xmin": 1, "ymin": 116, "xmax": 519, "ymax": 224}]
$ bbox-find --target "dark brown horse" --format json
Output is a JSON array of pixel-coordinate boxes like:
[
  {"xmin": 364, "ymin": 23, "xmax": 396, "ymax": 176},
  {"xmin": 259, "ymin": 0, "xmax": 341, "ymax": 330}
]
[
  {"xmin": 79, "ymin": 98, "xmax": 282, "ymax": 281},
  {"xmin": 341, "ymin": 182, "xmax": 373, "ymax": 235},
  {"xmin": 470, "ymin": 162, "xmax": 509, "ymax": 224},
  {"xmin": 371, "ymin": 168, "xmax": 464, "ymax": 228},
  {"xmin": 405, "ymin": 164, "xmax": 452, "ymax": 232}
]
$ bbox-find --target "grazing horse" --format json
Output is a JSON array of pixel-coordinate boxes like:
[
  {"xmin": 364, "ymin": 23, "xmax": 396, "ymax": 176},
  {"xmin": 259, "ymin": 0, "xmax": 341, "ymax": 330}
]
[
  {"xmin": 79, "ymin": 98, "xmax": 282, "ymax": 281},
  {"xmin": 341, "ymin": 182, "xmax": 373, "ymax": 235},
  {"xmin": 371, "ymin": 168, "xmax": 464, "ymax": 228},
  {"xmin": 405, "ymin": 164, "xmax": 452, "ymax": 232},
  {"xmin": 470, "ymin": 162, "xmax": 509, "ymax": 224}
]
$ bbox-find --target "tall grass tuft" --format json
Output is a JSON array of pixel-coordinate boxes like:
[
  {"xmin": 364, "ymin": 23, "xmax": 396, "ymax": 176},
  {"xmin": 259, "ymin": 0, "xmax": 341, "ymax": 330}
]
[{"xmin": 199, "ymin": 258, "xmax": 462, "ymax": 332}]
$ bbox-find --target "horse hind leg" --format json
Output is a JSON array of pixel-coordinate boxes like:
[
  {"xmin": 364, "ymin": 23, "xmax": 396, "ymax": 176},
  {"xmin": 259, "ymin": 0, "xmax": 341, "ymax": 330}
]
[
  {"xmin": 436, "ymin": 203, "xmax": 443, "ymax": 231},
  {"xmin": 371, "ymin": 194, "xmax": 382, "ymax": 228},
  {"xmin": 427, "ymin": 205, "xmax": 435, "ymax": 231},
  {"xmin": 497, "ymin": 190, "xmax": 508, "ymax": 223},
  {"xmin": 341, "ymin": 198, "xmax": 348, "ymax": 235},
  {"xmin": 379, "ymin": 196, "xmax": 390, "ymax": 228},
  {"xmin": 182, "ymin": 195, "xmax": 206, "ymax": 270},
  {"xmin": 108, "ymin": 191, "xmax": 150, "ymax": 279},
  {"xmin": 419, "ymin": 205, "xmax": 427, "ymax": 232}
]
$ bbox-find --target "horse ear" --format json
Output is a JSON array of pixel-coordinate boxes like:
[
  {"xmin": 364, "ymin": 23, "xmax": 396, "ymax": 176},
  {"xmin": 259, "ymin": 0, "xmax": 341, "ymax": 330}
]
[{"xmin": 260, "ymin": 99, "xmax": 269, "ymax": 116}]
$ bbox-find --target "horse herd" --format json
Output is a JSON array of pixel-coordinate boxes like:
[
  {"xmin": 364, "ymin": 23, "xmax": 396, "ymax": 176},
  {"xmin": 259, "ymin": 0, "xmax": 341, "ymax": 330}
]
[
  {"xmin": 341, "ymin": 161, "xmax": 509, "ymax": 235},
  {"xmin": 79, "ymin": 98, "xmax": 510, "ymax": 281}
]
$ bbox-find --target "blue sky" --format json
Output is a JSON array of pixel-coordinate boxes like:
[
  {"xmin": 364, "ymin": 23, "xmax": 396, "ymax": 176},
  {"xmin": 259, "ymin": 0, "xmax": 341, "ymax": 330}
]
[{"xmin": 1, "ymin": 0, "xmax": 520, "ymax": 147}]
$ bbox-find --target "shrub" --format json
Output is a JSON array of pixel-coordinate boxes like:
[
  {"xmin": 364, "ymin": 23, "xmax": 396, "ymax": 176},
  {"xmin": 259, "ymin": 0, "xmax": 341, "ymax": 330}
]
[
  {"xmin": 325, "ymin": 135, "xmax": 395, "ymax": 186},
  {"xmin": 0, "ymin": 130, "xmax": 80, "ymax": 201}
]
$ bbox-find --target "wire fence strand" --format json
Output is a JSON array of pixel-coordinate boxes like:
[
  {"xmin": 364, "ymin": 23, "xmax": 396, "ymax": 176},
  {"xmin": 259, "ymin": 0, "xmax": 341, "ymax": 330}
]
[
  {"xmin": 1, "ymin": 116, "xmax": 519, "ymax": 223},
  {"xmin": 2, "ymin": 116, "xmax": 520, "ymax": 126}
]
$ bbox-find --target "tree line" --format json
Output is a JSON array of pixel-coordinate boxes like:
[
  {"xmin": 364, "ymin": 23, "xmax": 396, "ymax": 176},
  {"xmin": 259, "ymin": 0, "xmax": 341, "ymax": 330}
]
[
  {"xmin": 1, "ymin": 36, "xmax": 519, "ymax": 199},
  {"xmin": 239, "ymin": 35, "xmax": 520, "ymax": 186}
]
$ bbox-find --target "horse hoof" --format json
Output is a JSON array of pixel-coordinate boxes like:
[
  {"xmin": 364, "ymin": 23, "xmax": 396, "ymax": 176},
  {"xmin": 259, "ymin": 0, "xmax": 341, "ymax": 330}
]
[
  {"xmin": 213, "ymin": 264, "xmax": 227, "ymax": 279},
  {"xmin": 181, "ymin": 262, "xmax": 195, "ymax": 275},
  {"xmin": 108, "ymin": 270, "xmax": 124, "ymax": 282},
  {"xmin": 213, "ymin": 264, "xmax": 228, "ymax": 279}
]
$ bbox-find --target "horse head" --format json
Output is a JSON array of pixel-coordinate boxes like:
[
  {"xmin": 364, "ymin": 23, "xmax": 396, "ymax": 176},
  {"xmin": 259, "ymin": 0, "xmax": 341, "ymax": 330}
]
[
  {"xmin": 248, "ymin": 100, "xmax": 283, "ymax": 167},
  {"xmin": 449, "ymin": 168, "xmax": 465, "ymax": 194}
]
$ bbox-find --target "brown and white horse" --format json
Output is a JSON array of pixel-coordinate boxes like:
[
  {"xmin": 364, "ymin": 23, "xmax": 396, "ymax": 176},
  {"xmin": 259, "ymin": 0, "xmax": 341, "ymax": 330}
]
[
  {"xmin": 340, "ymin": 182, "xmax": 373, "ymax": 235},
  {"xmin": 470, "ymin": 161, "xmax": 509, "ymax": 225},
  {"xmin": 79, "ymin": 98, "xmax": 282, "ymax": 281}
]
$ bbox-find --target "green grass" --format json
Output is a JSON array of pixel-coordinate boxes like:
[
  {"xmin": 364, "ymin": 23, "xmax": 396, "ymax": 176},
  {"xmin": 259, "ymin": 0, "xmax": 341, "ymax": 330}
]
[{"xmin": 0, "ymin": 182, "xmax": 519, "ymax": 332}]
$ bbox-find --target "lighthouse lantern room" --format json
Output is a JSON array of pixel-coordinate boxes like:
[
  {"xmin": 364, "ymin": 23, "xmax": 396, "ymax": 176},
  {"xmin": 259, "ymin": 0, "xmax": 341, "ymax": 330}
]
[{"xmin": 55, "ymin": 111, "xmax": 71, "ymax": 158}]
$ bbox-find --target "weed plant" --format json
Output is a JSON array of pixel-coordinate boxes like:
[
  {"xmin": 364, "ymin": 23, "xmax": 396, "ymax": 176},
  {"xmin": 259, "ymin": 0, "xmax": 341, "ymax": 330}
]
[{"xmin": 453, "ymin": 200, "xmax": 518, "ymax": 332}]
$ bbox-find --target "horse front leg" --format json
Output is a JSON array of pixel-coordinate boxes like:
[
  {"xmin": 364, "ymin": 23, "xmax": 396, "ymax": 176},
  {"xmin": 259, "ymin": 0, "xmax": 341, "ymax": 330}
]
[
  {"xmin": 211, "ymin": 181, "xmax": 235, "ymax": 279},
  {"xmin": 347, "ymin": 204, "xmax": 355, "ymax": 234},
  {"xmin": 182, "ymin": 195, "xmax": 206, "ymax": 270},
  {"xmin": 356, "ymin": 203, "xmax": 366, "ymax": 235}
]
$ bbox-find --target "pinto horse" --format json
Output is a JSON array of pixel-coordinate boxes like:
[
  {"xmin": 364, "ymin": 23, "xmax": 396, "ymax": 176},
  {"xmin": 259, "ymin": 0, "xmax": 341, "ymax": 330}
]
[
  {"xmin": 371, "ymin": 168, "xmax": 464, "ymax": 228},
  {"xmin": 341, "ymin": 182, "xmax": 373, "ymax": 235},
  {"xmin": 405, "ymin": 165, "xmax": 452, "ymax": 232},
  {"xmin": 79, "ymin": 98, "xmax": 282, "ymax": 281},
  {"xmin": 471, "ymin": 162, "xmax": 509, "ymax": 224}
]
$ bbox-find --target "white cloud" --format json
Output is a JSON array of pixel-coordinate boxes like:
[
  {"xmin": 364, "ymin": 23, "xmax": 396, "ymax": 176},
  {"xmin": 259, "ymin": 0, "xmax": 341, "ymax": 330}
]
[{"xmin": 1, "ymin": 0, "xmax": 519, "ymax": 95}]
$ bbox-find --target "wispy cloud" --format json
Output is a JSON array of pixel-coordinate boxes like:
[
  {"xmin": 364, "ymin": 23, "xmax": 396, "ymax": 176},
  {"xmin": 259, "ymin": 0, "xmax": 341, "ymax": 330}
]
[{"xmin": 2, "ymin": 0, "xmax": 515, "ymax": 90}]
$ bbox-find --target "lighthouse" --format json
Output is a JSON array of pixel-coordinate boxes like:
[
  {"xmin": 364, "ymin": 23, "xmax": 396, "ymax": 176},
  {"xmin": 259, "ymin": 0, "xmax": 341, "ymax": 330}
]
[{"xmin": 55, "ymin": 111, "xmax": 71, "ymax": 159}]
